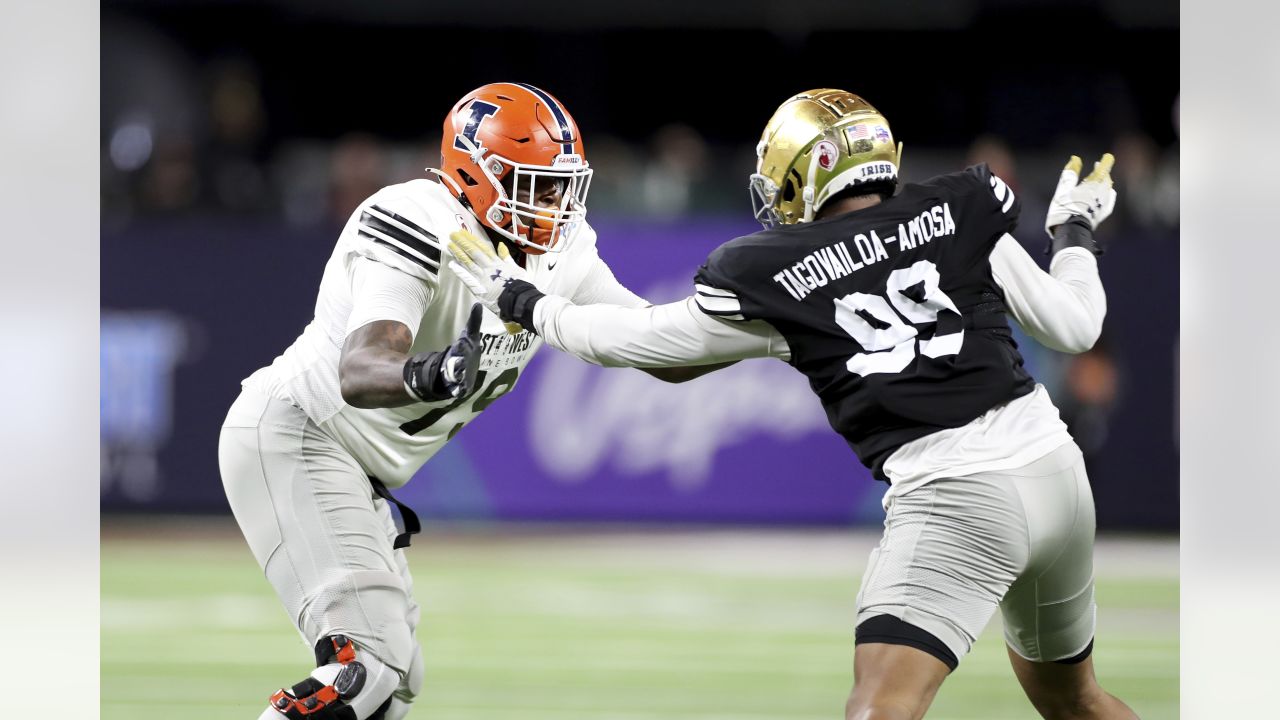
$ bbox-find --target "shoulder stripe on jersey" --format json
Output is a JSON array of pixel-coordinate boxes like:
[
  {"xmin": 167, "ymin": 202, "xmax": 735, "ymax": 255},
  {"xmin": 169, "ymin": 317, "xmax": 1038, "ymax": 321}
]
[
  {"xmin": 698, "ymin": 309, "xmax": 746, "ymax": 321},
  {"xmin": 357, "ymin": 226, "xmax": 439, "ymax": 270},
  {"xmin": 988, "ymin": 175, "xmax": 1016, "ymax": 213},
  {"xmin": 362, "ymin": 206, "xmax": 442, "ymax": 263},
  {"xmin": 359, "ymin": 214, "xmax": 440, "ymax": 272},
  {"xmin": 367, "ymin": 204, "xmax": 439, "ymax": 244},
  {"xmin": 513, "ymin": 83, "xmax": 573, "ymax": 156},
  {"xmin": 695, "ymin": 293, "xmax": 742, "ymax": 314},
  {"xmin": 359, "ymin": 233, "xmax": 438, "ymax": 273},
  {"xmin": 695, "ymin": 283, "xmax": 738, "ymax": 300}
]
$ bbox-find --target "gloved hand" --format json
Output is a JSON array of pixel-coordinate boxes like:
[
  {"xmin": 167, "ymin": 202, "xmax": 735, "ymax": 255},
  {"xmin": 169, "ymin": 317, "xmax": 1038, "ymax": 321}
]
[
  {"xmin": 402, "ymin": 303, "xmax": 483, "ymax": 401},
  {"xmin": 448, "ymin": 230, "xmax": 545, "ymax": 333},
  {"xmin": 1044, "ymin": 153, "xmax": 1117, "ymax": 237}
]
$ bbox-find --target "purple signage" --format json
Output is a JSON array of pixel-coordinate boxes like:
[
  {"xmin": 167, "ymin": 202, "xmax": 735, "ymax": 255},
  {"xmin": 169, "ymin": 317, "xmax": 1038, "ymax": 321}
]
[{"xmin": 100, "ymin": 216, "xmax": 1177, "ymax": 528}]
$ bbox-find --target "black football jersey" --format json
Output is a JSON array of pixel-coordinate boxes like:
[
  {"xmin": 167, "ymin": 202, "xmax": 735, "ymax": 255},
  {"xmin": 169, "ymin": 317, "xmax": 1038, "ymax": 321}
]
[{"xmin": 694, "ymin": 164, "xmax": 1035, "ymax": 481}]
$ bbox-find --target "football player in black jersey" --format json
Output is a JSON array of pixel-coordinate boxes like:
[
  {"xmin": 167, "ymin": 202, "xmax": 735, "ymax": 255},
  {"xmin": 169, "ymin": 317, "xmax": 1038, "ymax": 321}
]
[{"xmin": 449, "ymin": 89, "xmax": 1137, "ymax": 719}]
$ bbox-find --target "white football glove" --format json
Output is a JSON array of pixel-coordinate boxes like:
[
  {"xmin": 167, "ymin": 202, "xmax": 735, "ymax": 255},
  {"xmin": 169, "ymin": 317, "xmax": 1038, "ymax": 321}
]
[
  {"xmin": 447, "ymin": 230, "xmax": 529, "ymax": 334},
  {"xmin": 1044, "ymin": 153, "xmax": 1117, "ymax": 237}
]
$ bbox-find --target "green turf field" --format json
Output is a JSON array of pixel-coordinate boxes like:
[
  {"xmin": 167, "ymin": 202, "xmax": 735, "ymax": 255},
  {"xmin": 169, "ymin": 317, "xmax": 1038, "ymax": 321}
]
[{"xmin": 101, "ymin": 521, "xmax": 1177, "ymax": 719}]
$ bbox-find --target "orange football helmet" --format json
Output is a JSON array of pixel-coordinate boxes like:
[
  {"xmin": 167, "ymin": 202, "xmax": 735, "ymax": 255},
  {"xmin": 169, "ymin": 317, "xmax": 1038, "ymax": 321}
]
[{"xmin": 435, "ymin": 82, "xmax": 592, "ymax": 254}]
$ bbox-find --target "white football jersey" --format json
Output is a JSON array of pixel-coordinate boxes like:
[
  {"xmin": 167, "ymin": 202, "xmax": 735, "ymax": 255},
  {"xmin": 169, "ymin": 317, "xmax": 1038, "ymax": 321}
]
[{"xmin": 244, "ymin": 177, "xmax": 643, "ymax": 487}]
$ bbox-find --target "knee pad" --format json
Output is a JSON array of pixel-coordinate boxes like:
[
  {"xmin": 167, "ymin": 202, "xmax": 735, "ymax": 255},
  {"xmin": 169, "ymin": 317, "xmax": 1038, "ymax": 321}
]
[{"xmin": 260, "ymin": 635, "xmax": 402, "ymax": 720}]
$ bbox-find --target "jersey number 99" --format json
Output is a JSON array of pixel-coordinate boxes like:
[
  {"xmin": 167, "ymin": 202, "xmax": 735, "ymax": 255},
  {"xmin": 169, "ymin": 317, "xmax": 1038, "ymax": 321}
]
[{"xmin": 833, "ymin": 260, "xmax": 965, "ymax": 377}]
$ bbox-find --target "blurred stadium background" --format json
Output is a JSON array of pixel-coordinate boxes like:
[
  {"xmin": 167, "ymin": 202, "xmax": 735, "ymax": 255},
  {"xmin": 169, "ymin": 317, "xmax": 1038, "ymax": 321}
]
[{"xmin": 101, "ymin": 1, "xmax": 1178, "ymax": 717}]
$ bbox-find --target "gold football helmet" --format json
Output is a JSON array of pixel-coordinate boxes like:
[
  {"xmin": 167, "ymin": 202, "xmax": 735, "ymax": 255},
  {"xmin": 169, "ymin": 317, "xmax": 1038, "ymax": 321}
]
[{"xmin": 749, "ymin": 89, "xmax": 902, "ymax": 228}]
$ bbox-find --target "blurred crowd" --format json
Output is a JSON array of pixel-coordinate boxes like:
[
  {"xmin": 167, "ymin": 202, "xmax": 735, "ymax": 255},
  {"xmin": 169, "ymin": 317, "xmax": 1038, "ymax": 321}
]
[{"xmin": 101, "ymin": 21, "xmax": 1179, "ymax": 238}]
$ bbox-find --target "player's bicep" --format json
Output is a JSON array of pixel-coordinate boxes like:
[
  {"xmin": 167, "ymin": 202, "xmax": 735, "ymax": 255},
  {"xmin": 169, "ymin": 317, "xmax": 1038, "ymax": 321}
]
[
  {"xmin": 990, "ymin": 234, "xmax": 1104, "ymax": 353},
  {"xmin": 687, "ymin": 299, "xmax": 791, "ymax": 361},
  {"xmin": 344, "ymin": 256, "xmax": 434, "ymax": 342},
  {"xmin": 343, "ymin": 319, "xmax": 414, "ymax": 357}
]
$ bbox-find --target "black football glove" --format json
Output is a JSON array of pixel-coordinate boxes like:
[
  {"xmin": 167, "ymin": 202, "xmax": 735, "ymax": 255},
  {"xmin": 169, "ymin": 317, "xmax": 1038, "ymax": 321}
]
[{"xmin": 402, "ymin": 304, "xmax": 484, "ymax": 402}]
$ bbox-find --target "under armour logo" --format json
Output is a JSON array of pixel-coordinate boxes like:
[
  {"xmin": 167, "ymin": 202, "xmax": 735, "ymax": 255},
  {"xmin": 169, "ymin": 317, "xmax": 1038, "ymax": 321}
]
[{"xmin": 489, "ymin": 269, "xmax": 506, "ymax": 282}]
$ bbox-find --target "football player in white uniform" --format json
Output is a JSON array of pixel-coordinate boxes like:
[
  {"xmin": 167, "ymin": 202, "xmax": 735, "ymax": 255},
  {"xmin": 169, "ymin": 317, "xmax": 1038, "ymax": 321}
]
[
  {"xmin": 450, "ymin": 90, "xmax": 1139, "ymax": 719},
  {"xmin": 218, "ymin": 82, "xmax": 717, "ymax": 720}
]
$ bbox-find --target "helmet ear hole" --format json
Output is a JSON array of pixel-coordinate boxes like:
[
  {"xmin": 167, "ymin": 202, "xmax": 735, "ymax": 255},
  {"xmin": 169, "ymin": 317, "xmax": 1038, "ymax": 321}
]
[
  {"xmin": 456, "ymin": 169, "xmax": 479, "ymax": 187},
  {"xmin": 783, "ymin": 169, "xmax": 803, "ymax": 203}
]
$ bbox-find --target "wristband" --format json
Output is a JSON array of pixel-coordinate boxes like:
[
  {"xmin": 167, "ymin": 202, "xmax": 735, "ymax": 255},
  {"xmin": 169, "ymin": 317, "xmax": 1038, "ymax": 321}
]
[
  {"xmin": 402, "ymin": 351, "xmax": 450, "ymax": 402},
  {"xmin": 497, "ymin": 279, "xmax": 546, "ymax": 333},
  {"xmin": 1049, "ymin": 215, "xmax": 1101, "ymax": 257}
]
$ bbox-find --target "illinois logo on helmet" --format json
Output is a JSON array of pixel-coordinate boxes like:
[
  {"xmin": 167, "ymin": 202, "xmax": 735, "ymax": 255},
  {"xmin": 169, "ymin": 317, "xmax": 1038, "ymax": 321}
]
[
  {"xmin": 434, "ymin": 82, "xmax": 592, "ymax": 255},
  {"xmin": 749, "ymin": 89, "xmax": 903, "ymax": 228}
]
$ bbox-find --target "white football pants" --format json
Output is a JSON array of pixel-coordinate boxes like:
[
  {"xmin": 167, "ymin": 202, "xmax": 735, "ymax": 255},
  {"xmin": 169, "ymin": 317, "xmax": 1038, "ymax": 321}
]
[
  {"xmin": 219, "ymin": 384, "xmax": 424, "ymax": 718},
  {"xmin": 856, "ymin": 441, "xmax": 1097, "ymax": 664}
]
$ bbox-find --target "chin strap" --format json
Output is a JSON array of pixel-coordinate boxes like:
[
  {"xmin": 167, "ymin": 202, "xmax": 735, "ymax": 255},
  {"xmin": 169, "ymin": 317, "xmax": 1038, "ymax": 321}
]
[
  {"xmin": 425, "ymin": 168, "xmax": 465, "ymax": 198},
  {"xmin": 802, "ymin": 147, "xmax": 821, "ymax": 223}
]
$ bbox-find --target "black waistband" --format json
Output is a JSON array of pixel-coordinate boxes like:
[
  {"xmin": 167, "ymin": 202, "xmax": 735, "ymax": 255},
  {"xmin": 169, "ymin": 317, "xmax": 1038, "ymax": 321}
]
[{"xmin": 367, "ymin": 477, "xmax": 421, "ymax": 549}]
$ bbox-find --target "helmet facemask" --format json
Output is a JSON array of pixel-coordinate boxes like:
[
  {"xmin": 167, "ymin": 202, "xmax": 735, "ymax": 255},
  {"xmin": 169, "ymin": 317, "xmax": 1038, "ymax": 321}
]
[
  {"xmin": 749, "ymin": 144, "xmax": 784, "ymax": 229},
  {"xmin": 482, "ymin": 152, "xmax": 592, "ymax": 254}
]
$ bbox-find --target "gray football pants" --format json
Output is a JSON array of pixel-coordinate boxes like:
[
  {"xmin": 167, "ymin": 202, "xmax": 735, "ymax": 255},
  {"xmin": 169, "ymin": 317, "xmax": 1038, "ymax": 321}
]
[
  {"xmin": 218, "ymin": 385, "xmax": 424, "ymax": 716},
  {"xmin": 856, "ymin": 442, "xmax": 1097, "ymax": 664}
]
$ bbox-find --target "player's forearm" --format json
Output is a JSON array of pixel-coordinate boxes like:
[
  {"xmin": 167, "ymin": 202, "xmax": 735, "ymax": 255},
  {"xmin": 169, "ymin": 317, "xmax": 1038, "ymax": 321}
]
[
  {"xmin": 535, "ymin": 296, "xmax": 705, "ymax": 367},
  {"xmin": 534, "ymin": 295, "xmax": 771, "ymax": 368},
  {"xmin": 339, "ymin": 319, "xmax": 419, "ymax": 408},
  {"xmin": 446, "ymin": 230, "xmax": 778, "ymax": 368},
  {"xmin": 1041, "ymin": 250, "xmax": 1106, "ymax": 352},
  {"xmin": 339, "ymin": 347, "xmax": 418, "ymax": 408},
  {"xmin": 991, "ymin": 235, "xmax": 1106, "ymax": 354}
]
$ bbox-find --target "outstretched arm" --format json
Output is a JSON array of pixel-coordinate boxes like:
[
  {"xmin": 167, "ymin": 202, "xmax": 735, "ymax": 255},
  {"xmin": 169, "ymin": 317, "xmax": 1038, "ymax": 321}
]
[
  {"xmin": 570, "ymin": 252, "xmax": 742, "ymax": 382},
  {"xmin": 446, "ymin": 231, "xmax": 788, "ymax": 368},
  {"xmin": 533, "ymin": 294, "xmax": 788, "ymax": 368}
]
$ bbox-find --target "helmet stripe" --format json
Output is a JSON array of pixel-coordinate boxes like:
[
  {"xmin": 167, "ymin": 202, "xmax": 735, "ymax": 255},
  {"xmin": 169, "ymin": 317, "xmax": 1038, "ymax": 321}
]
[{"xmin": 514, "ymin": 82, "xmax": 573, "ymax": 156}]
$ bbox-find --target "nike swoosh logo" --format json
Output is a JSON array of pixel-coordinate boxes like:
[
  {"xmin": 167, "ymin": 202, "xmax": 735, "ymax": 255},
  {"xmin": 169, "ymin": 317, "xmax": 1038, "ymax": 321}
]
[{"xmin": 547, "ymin": 262, "xmax": 558, "ymax": 270}]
